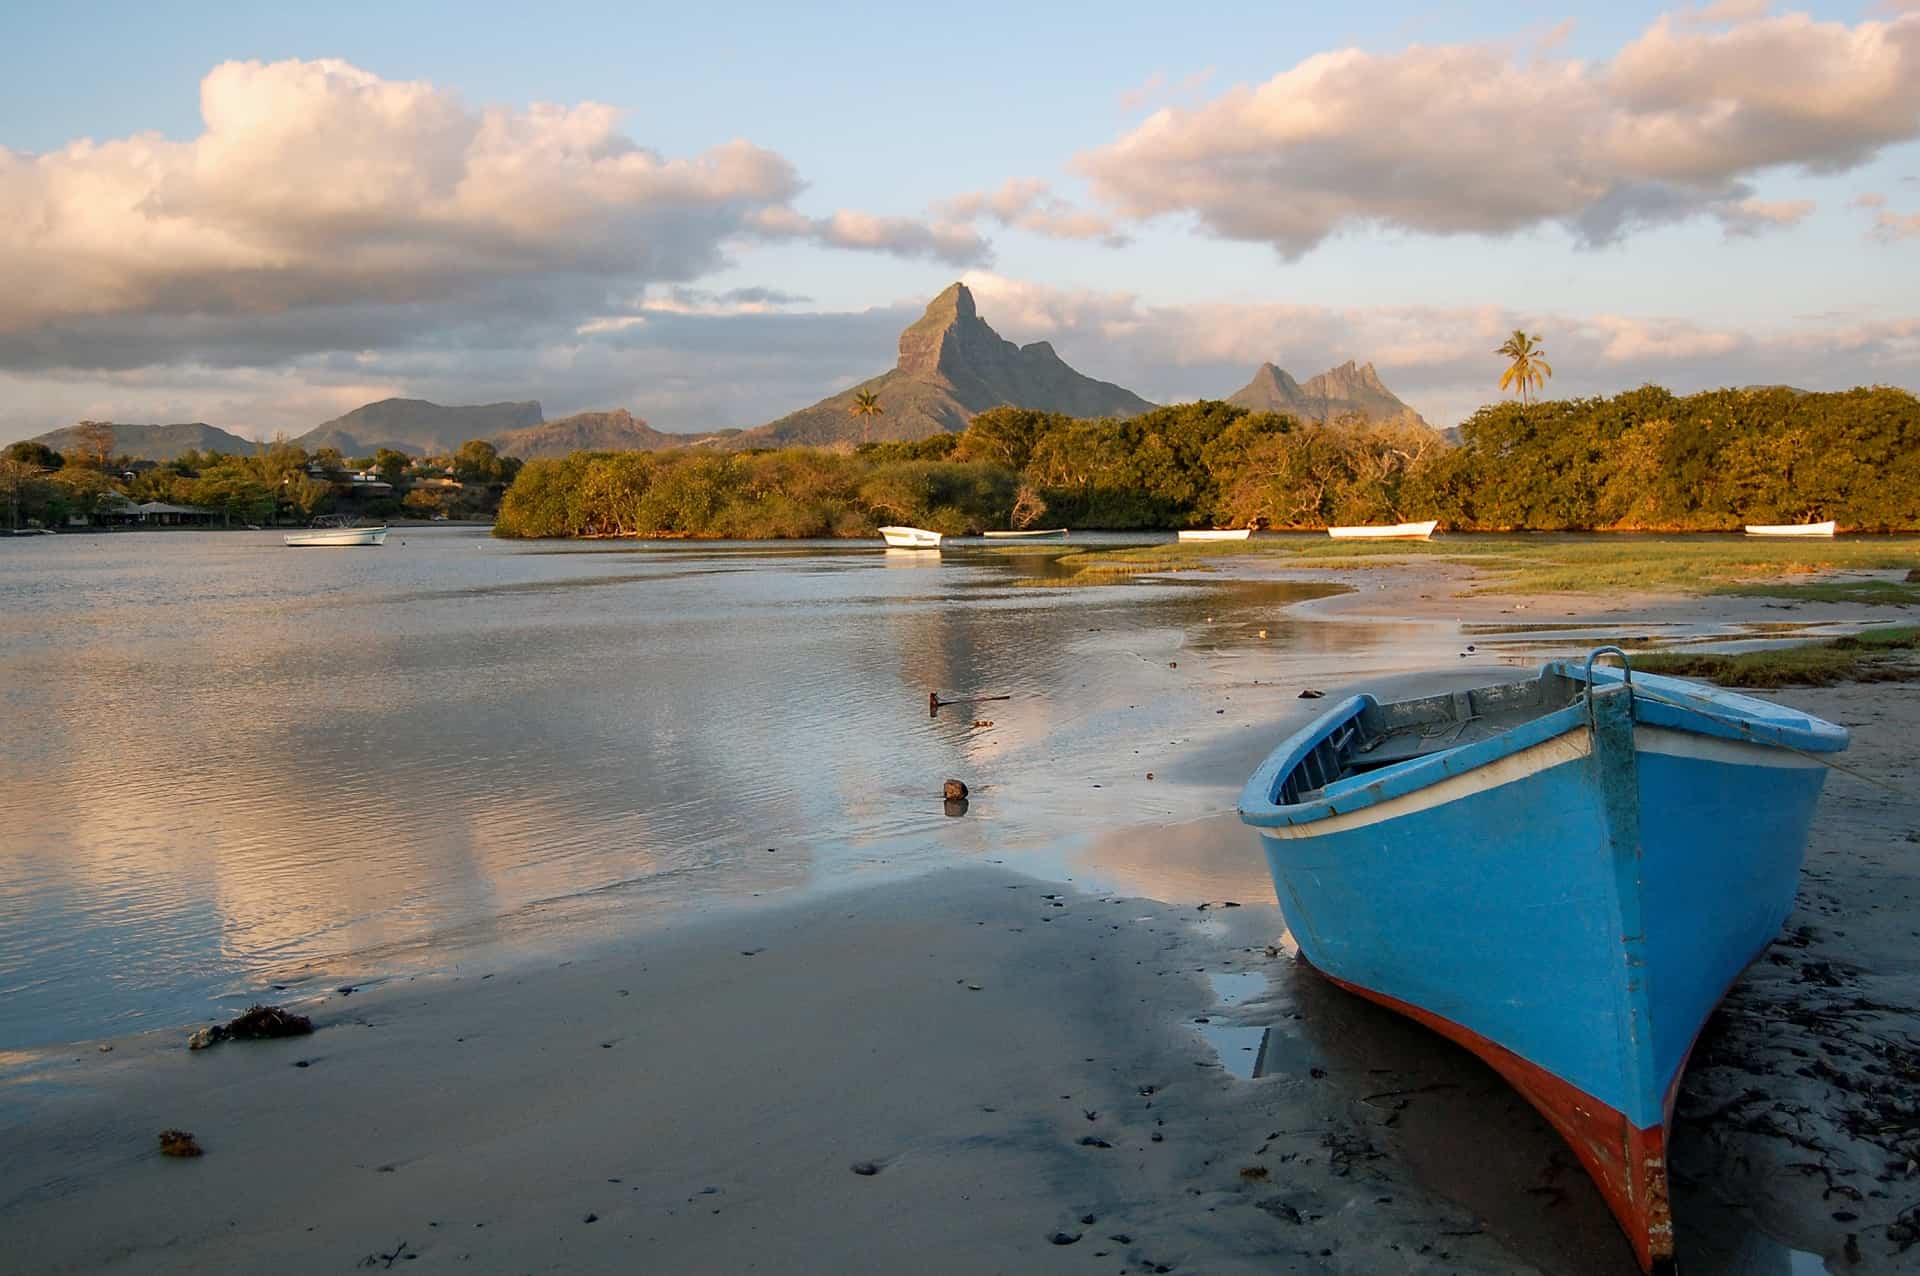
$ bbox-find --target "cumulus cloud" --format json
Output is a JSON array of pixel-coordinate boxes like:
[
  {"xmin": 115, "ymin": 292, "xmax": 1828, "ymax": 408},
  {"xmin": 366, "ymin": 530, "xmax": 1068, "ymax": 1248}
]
[
  {"xmin": 937, "ymin": 179, "xmax": 1127, "ymax": 244},
  {"xmin": 1076, "ymin": 8, "xmax": 1920, "ymax": 256},
  {"xmin": 0, "ymin": 57, "xmax": 989, "ymax": 366},
  {"xmin": 1718, "ymin": 197, "xmax": 1816, "ymax": 235},
  {"xmin": 1873, "ymin": 210, "xmax": 1920, "ymax": 238}
]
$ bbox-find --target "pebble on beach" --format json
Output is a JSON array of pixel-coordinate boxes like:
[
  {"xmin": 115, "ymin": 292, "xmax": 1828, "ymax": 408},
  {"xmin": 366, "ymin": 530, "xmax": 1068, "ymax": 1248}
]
[
  {"xmin": 943, "ymin": 779, "xmax": 968, "ymax": 801},
  {"xmin": 158, "ymin": 1129, "xmax": 202, "ymax": 1158}
]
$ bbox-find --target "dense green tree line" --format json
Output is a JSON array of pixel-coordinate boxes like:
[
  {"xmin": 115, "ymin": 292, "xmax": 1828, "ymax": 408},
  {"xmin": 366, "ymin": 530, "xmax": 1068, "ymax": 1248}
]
[{"xmin": 494, "ymin": 384, "xmax": 1920, "ymax": 539}]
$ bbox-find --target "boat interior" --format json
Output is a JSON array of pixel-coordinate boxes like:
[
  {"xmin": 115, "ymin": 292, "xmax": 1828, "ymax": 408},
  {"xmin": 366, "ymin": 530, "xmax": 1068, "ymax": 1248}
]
[{"xmin": 1278, "ymin": 671, "xmax": 1589, "ymax": 806}]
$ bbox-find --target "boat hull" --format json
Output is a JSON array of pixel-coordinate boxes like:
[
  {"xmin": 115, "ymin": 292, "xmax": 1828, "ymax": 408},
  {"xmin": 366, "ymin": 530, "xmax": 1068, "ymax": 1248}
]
[
  {"xmin": 878, "ymin": 526, "xmax": 942, "ymax": 548},
  {"xmin": 1177, "ymin": 528, "xmax": 1251, "ymax": 542},
  {"xmin": 982, "ymin": 528, "xmax": 1068, "ymax": 540},
  {"xmin": 1326, "ymin": 519, "xmax": 1438, "ymax": 540},
  {"xmin": 283, "ymin": 526, "xmax": 389, "ymax": 546},
  {"xmin": 1742, "ymin": 520, "xmax": 1835, "ymax": 538},
  {"xmin": 1239, "ymin": 673, "xmax": 1840, "ymax": 1272}
]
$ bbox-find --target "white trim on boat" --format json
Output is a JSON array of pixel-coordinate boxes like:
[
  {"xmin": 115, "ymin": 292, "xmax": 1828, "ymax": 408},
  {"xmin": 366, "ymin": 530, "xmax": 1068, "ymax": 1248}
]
[
  {"xmin": 982, "ymin": 528, "xmax": 1068, "ymax": 539},
  {"xmin": 1264, "ymin": 728, "xmax": 1593, "ymax": 839},
  {"xmin": 1742, "ymin": 521, "xmax": 1835, "ymax": 538},
  {"xmin": 1177, "ymin": 528, "xmax": 1252, "ymax": 542},
  {"xmin": 1634, "ymin": 726, "xmax": 1825, "ymax": 769},
  {"xmin": 1327, "ymin": 519, "xmax": 1439, "ymax": 541}
]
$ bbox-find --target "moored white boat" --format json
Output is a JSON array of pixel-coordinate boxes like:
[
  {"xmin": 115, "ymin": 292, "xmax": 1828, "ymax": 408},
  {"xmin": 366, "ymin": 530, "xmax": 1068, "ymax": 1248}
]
[
  {"xmin": 1176, "ymin": 528, "xmax": 1252, "ymax": 542},
  {"xmin": 982, "ymin": 528, "xmax": 1068, "ymax": 540},
  {"xmin": 879, "ymin": 525, "xmax": 942, "ymax": 548},
  {"xmin": 1238, "ymin": 651, "xmax": 1846, "ymax": 1272},
  {"xmin": 1742, "ymin": 520, "xmax": 1835, "ymax": 538},
  {"xmin": 284, "ymin": 519, "xmax": 389, "ymax": 547},
  {"xmin": 1326, "ymin": 519, "xmax": 1438, "ymax": 541}
]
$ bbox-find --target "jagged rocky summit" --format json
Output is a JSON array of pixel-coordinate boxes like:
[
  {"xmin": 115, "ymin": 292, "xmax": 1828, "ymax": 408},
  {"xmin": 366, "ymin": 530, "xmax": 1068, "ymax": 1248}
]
[
  {"xmin": 745, "ymin": 283, "xmax": 1156, "ymax": 446},
  {"xmin": 1228, "ymin": 360, "xmax": 1428, "ymax": 429}
]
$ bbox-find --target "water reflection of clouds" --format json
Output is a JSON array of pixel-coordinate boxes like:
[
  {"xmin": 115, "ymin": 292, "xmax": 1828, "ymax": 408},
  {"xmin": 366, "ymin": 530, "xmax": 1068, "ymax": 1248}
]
[{"xmin": 1, "ymin": 534, "xmax": 1465, "ymax": 1049}]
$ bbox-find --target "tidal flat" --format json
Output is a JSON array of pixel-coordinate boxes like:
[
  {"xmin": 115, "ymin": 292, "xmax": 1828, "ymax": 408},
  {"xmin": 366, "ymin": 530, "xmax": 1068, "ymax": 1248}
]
[{"xmin": 1, "ymin": 528, "xmax": 1915, "ymax": 1272}]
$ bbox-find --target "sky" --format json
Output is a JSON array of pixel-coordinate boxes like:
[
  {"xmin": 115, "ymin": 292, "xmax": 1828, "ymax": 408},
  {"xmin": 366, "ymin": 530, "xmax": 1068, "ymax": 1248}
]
[{"xmin": 2, "ymin": 0, "xmax": 1918, "ymax": 444}]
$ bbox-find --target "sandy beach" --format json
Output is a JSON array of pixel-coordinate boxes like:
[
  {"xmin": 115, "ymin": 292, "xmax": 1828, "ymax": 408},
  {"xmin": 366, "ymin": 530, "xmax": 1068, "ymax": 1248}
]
[{"xmin": 3, "ymin": 561, "xmax": 1916, "ymax": 1275}]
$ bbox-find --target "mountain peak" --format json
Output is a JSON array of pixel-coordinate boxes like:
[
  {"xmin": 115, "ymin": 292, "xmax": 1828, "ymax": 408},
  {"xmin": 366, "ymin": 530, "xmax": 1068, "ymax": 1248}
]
[{"xmin": 749, "ymin": 284, "xmax": 1155, "ymax": 446}]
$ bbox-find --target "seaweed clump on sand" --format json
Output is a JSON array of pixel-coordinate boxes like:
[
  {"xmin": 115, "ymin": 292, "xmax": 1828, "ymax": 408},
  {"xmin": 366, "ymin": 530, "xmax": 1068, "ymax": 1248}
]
[
  {"xmin": 158, "ymin": 1129, "xmax": 203, "ymax": 1157},
  {"xmin": 187, "ymin": 1004, "xmax": 314, "ymax": 1050}
]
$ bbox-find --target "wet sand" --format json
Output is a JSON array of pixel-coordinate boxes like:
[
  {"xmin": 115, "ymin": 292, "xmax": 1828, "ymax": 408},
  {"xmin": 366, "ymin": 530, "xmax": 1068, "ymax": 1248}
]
[{"xmin": 3, "ymin": 567, "xmax": 1916, "ymax": 1274}]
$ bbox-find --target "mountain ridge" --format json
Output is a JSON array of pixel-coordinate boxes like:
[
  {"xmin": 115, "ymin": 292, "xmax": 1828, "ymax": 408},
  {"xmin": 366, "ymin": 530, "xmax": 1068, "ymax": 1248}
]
[{"xmin": 1228, "ymin": 360, "xmax": 1428, "ymax": 428}]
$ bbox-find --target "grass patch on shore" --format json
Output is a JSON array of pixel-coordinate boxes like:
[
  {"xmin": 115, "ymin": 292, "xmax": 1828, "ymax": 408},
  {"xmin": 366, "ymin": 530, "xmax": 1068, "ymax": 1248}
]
[
  {"xmin": 1633, "ymin": 627, "xmax": 1920, "ymax": 687},
  {"xmin": 1009, "ymin": 535, "xmax": 1920, "ymax": 597},
  {"xmin": 1717, "ymin": 578, "xmax": 1920, "ymax": 606}
]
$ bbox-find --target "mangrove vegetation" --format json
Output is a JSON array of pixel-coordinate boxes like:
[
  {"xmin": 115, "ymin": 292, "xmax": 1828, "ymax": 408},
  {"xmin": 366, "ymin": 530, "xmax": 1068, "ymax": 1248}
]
[{"xmin": 492, "ymin": 384, "xmax": 1920, "ymax": 539}]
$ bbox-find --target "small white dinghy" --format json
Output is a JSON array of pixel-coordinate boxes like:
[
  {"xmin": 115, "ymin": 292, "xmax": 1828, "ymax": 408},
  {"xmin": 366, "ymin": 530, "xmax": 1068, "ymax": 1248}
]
[
  {"xmin": 879, "ymin": 525, "xmax": 943, "ymax": 548},
  {"xmin": 982, "ymin": 528, "xmax": 1068, "ymax": 540},
  {"xmin": 1743, "ymin": 520, "xmax": 1836, "ymax": 538},
  {"xmin": 1327, "ymin": 519, "xmax": 1439, "ymax": 541},
  {"xmin": 284, "ymin": 517, "xmax": 389, "ymax": 547},
  {"xmin": 1177, "ymin": 528, "xmax": 1252, "ymax": 542}
]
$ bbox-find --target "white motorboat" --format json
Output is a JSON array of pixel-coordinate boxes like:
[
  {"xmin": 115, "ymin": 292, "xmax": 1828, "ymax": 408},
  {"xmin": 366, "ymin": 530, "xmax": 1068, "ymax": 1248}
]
[
  {"xmin": 1177, "ymin": 528, "xmax": 1252, "ymax": 542},
  {"xmin": 284, "ymin": 518, "xmax": 389, "ymax": 547},
  {"xmin": 879, "ymin": 526, "xmax": 943, "ymax": 548},
  {"xmin": 1743, "ymin": 520, "xmax": 1836, "ymax": 538},
  {"xmin": 1327, "ymin": 519, "xmax": 1439, "ymax": 541},
  {"xmin": 982, "ymin": 528, "xmax": 1068, "ymax": 540}
]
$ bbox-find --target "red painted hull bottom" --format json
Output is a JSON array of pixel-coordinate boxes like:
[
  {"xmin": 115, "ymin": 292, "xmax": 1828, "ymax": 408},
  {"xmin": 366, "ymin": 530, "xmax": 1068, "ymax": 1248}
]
[{"xmin": 1316, "ymin": 967, "xmax": 1676, "ymax": 1275}]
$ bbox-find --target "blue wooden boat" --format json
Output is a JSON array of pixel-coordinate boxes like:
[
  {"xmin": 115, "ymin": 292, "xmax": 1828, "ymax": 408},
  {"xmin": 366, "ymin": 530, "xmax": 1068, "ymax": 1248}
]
[{"xmin": 1237, "ymin": 650, "xmax": 1847, "ymax": 1273}]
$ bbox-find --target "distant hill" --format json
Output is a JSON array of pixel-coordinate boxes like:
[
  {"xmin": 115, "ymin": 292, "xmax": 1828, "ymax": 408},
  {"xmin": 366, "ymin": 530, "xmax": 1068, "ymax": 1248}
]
[
  {"xmin": 29, "ymin": 421, "xmax": 259, "ymax": 461},
  {"xmin": 742, "ymin": 283, "xmax": 1155, "ymax": 446},
  {"xmin": 296, "ymin": 398, "xmax": 544, "ymax": 456},
  {"xmin": 1228, "ymin": 361, "xmax": 1428, "ymax": 429},
  {"xmin": 492, "ymin": 410, "xmax": 679, "ymax": 459}
]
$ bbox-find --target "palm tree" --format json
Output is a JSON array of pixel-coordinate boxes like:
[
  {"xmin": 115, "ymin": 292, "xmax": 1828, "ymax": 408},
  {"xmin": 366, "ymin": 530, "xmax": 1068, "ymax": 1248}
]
[
  {"xmin": 849, "ymin": 388, "xmax": 884, "ymax": 444},
  {"xmin": 1496, "ymin": 330, "xmax": 1553, "ymax": 404}
]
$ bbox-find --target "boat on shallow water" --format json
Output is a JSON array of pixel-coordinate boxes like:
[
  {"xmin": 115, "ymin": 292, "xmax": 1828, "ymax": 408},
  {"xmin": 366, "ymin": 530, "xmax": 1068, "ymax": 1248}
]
[
  {"xmin": 1743, "ymin": 520, "xmax": 1835, "ymax": 538},
  {"xmin": 982, "ymin": 527, "xmax": 1068, "ymax": 540},
  {"xmin": 284, "ymin": 517, "xmax": 389, "ymax": 547},
  {"xmin": 879, "ymin": 525, "xmax": 942, "ymax": 548},
  {"xmin": 1237, "ymin": 650, "xmax": 1847, "ymax": 1273},
  {"xmin": 1177, "ymin": 527, "xmax": 1251, "ymax": 542},
  {"xmin": 1326, "ymin": 519, "xmax": 1438, "ymax": 540}
]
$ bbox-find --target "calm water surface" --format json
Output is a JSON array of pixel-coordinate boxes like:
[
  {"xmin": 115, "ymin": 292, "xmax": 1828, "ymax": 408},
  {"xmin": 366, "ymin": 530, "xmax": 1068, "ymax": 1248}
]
[{"xmin": 0, "ymin": 528, "xmax": 1634, "ymax": 1049}]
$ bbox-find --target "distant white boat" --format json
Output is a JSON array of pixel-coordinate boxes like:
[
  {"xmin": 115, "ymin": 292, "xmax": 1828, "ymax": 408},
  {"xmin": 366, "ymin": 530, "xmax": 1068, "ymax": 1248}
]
[
  {"xmin": 982, "ymin": 528, "xmax": 1068, "ymax": 540},
  {"xmin": 1327, "ymin": 519, "xmax": 1439, "ymax": 541},
  {"xmin": 1177, "ymin": 528, "xmax": 1252, "ymax": 542},
  {"xmin": 1743, "ymin": 520, "xmax": 1836, "ymax": 539},
  {"xmin": 879, "ymin": 525, "xmax": 943, "ymax": 548},
  {"xmin": 284, "ymin": 519, "xmax": 389, "ymax": 547}
]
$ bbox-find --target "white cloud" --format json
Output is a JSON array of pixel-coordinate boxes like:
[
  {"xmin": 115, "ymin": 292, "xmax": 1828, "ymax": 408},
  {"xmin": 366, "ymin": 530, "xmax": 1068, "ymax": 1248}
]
[
  {"xmin": 0, "ymin": 57, "xmax": 989, "ymax": 367},
  {"xmin": 1873, "ymin": 209, "xmax": 1920, "ymax": 238},
  {"xmin": 937, "ymin": 179, "xmax": 1127, "ymax": 244},
  {"xmin": 1854, "ymin": 192, "xmax": 1890, "ymax": 207},
  {"xmin": 1718, "ymin": 197, "xmax": 1816, "ymax": 235},
  {"xmin": 1076, "ymin": 9, "xmax": 1920, "ymax": 256}
]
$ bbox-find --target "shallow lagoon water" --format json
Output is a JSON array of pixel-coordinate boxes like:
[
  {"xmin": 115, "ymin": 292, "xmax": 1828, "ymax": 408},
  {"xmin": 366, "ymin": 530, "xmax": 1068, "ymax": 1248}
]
[
  {"xmin": 0, "ymin": 528, "xmax": 1857, "ymax": 1057},
  {"xmin": 2, "ymin": 528, "xmax": 1415, "ymax": 1049}
]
